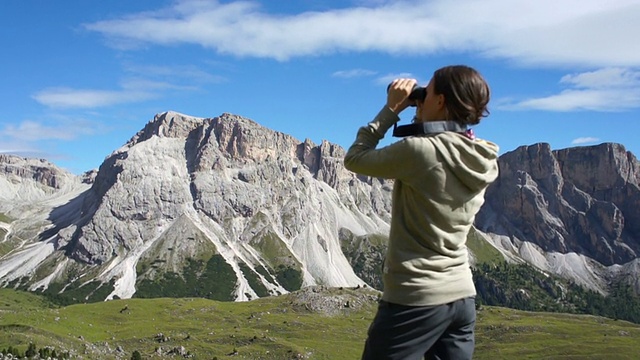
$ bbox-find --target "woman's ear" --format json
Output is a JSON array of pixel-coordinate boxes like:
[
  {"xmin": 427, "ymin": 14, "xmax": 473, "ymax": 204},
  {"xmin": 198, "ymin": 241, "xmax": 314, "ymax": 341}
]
[
  {"xmin": 436, "ymin": 94, "xmax": 445, "ymax": 109},
  {"xmin": 435, "ymin": 94, "xmax": 448, "ymax": 119}
]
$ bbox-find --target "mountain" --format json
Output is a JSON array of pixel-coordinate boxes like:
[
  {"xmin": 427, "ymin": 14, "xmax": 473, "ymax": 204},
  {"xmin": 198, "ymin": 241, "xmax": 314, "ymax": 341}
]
[
  {"xmin": 0, "ymin": 111, "xmax": 391, "ymax": 302},
  {"xmin": 475, "ymin": 143, "xmax": 640, "ymax": 294},
  {"xmin": 1, "ymin": 111, "xmax": 639, "ymax": 305}
]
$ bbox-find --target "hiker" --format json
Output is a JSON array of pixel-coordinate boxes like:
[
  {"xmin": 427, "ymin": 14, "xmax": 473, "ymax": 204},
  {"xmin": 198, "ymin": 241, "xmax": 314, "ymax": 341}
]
[{"xmin": 344, "ymin": 65, "xmax": 499, "ymax": 360}]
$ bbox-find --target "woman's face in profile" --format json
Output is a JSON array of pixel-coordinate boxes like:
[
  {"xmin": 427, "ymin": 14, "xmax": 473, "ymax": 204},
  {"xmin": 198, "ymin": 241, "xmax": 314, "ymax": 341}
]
[{"xmin": 415, "ymin": 78, "xmax": 445, "ymax": 122}]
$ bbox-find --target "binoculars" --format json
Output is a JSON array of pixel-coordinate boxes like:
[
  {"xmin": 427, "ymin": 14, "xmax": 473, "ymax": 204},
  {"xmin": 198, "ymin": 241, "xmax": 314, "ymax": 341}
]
[{"xmin": 387, "ymin": 83, "xmax": 427, "ymax": 106}]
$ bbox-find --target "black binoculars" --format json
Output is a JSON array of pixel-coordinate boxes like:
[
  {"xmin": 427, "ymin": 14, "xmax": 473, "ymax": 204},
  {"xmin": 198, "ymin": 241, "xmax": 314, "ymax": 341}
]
[{"xmin": 387, "ymin": 83, "xmax": 427, "ymax": 106}]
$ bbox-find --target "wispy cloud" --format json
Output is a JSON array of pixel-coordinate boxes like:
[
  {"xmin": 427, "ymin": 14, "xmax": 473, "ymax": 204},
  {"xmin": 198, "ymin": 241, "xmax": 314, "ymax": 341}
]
[
  {"xmin": 83, "ymin": 0, "xmax": 640, "ymax": 67},
  {"xmin": 497, "ymin": 67, "xmax": 640, "ymax": 111},
  {"xmin": 32, "ymin": 87, "xmax": 156, "ymax": 109},
  {"xmin": 572, "ymin": 137, "xmax": 601, "ymax": 145},
  {"xmin": 0, "ymin": 146, "xmax": 80, "ymax": 166},
  {"xmin": 0, "ymin": 137, "xmax": 55, "ymax": 160},
  {"xmin": 332, "ymin": 69, "xmax": 376, "ymax": 79},
  {"xmin": 560, "ymin": 67, "xmax": 640, "ymax": 89},
  {"xmin": 0, "ymin": 115, "xmax": 107, "ymax": 169},
  {"xmin": 0, "ymin": 118, "xmax": 98, "ymax": 141},
  {"xmin": 33, "ymin": 63, "xmax": 224, "ymax": 109},
  {"xmin": 80, "ymin": 0, "xmax": 640, "ymax": 112},
  {"xmin": 0, "ymin": 145, "xmax": 40, "ymax": 155},
  {"xmin": 123, "ymin": 63, "xmax": 227, "ymax": 84}
]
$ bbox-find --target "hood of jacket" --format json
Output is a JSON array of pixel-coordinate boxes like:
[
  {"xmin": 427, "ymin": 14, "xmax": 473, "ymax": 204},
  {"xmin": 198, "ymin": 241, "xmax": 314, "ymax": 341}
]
[{"xmin": 430, "ymin": 132, "xmax": 499, "ymax": 193}]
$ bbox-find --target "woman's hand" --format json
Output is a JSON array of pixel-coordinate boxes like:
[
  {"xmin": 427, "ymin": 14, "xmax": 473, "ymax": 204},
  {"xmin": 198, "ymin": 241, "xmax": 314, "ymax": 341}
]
[{"xmin": 386, "ymin": 78, "xmax": 417, "ymax": 115}]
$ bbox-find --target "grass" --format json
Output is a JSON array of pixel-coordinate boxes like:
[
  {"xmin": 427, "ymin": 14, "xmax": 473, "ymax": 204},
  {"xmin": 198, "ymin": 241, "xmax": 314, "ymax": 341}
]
[
  {"xmin": 1, "ymin": 287, "xmax": 639, "ymax": 359},
  {"xmin": 467, "ymin": 226, "xmax": 504, "ymax": 265},
  {"xmin": 475, "ymin": 306, "xmax": 640, "ymax": 359},
  {"xmin": 0, "ymin": 287, "xmax": 374, "ymax": 359},
  {"xmin": 0, "ymin": 212, "xmax": 10, "ymax": 254},
  {"xmin": 0, "ymin": 288, "xmax": 56, "ymax": 311},
  {"xmin": 0, "ymin": 234, "xmax": 10, "ymax": 256},
  {"xmin": 0, "ymin": 213, "xmax": 11, "ymax": 224}
]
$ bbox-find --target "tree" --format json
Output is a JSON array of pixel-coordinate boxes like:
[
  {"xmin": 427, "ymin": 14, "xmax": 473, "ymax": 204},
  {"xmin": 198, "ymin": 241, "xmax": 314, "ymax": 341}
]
[
  {"xmin": 131, "ymin": 350, "xmax": 143, "ymax": 360},
  {"xmin": 25, "ymin": 343, "xmax": 37, "ymax": 358}
]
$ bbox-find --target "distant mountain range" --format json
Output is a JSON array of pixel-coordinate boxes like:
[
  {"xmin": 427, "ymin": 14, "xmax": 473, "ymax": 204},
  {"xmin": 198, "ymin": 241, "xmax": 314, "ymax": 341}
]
[{"xmin": 1, "ymin": 111, "xmax": 638, "ymax": 305}]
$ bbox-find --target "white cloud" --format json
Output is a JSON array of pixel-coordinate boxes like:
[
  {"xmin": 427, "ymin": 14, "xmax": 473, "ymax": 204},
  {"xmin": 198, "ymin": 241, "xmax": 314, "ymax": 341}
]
[
  {"xmin": 572, "ymin": 137, "xmax": 600, "ymax": 145},
  {"xmin": 0, "ymin": 139, "xmax": 48, "ymax": 159},
  {"xmin": 33, "ymin": 63, "xmax": 222, "ymax": 109},
  {"xmin": 0, "ymin": 146, "xmax": 77, "ymax": 166},
  {"xmin": 0, "ymin": 147, "xmax": 39, "ymax": 155},
  {"xmin": 84, "ymin": 0, "xmax": 640, "ymax": 67},
  {"xmin": 560, "ymin": 68, "xmax": 640, "ymax": 89},
  {"xmin": 332, "ymin": 69, "xmax": 376, "ymax": 78},
  {"xmin": 0, "ymin": 119, "xmax": 98, "ymax": 141},
  {"xmin": 31, "ymin": 79, "xmax": 184, "ymax": 109},
  {"xmin": 32, "ymin": 87, "xmax": 156, "ymax": 109},
  {"xmin": 498, "ymin": 68, "xmax": 640, "ymax": 111}
]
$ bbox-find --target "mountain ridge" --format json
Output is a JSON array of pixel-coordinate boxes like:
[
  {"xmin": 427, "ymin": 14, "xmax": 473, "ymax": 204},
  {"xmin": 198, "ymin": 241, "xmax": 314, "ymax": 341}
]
[{"xmin": 1, "ymin": 110, "xmax": 639, "ymax": 304}]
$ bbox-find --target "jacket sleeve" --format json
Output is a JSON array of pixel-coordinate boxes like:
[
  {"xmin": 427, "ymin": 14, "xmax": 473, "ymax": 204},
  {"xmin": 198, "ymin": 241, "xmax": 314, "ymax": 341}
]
[{"xmin": 344, "ymin": 106, "xmax": 422, "ymax": 180}]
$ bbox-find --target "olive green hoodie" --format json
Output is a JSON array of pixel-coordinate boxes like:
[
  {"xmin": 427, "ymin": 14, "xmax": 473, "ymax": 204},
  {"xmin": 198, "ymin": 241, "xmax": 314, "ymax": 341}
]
[{"xmin": 344, "ymin": 106, "xmax": 499, "ymax": 306}]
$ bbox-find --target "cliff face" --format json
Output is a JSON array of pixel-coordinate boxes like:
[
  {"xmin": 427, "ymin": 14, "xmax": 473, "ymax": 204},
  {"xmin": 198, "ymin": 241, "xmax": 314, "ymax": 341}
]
[
  {"xmin": 474, "ymin": 142, "xmax": 640, "ymax": 295},
  {"xmin": 477, "ymin": 143, "xmax": 640, "ymax": 267}
]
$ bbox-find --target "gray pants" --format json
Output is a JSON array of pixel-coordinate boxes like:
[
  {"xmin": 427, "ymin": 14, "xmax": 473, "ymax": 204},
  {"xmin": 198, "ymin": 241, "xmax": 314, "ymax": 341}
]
[{"xmin": 361, "ymin": 297, "xmax": 476, "ymax": 360}]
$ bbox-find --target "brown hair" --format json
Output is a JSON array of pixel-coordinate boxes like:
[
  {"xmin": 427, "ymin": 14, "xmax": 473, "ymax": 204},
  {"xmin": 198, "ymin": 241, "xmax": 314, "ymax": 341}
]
[{"xmin": 432, "ymin": 65, "xmax": 490, "ymax": 125}]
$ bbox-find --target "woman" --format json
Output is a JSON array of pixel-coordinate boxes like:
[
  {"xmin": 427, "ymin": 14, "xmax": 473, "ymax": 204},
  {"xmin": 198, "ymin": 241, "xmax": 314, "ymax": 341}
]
[{"xmin": 344, "ymin": 65, "xmax": 499, "ymax": 360}]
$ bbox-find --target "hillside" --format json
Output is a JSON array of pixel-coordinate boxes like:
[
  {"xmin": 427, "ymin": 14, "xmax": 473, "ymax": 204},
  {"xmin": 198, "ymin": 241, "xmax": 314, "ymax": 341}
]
[{"xmin": 1, "ymin": 287, "xmax": 639, "ymax": 359}]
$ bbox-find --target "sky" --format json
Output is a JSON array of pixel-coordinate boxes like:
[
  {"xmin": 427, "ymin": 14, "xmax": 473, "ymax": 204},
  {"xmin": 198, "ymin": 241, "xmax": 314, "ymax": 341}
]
[{"xmin": 2, "ymin": 0, "xmax": 640, "ymax": 174}]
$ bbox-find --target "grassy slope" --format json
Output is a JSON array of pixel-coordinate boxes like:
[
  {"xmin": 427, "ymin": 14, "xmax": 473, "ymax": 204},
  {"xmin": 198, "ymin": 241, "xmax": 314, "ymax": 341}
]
[
  {"xmin": 466, "ymin": 226, "xmax": 504, "ymax": 265},
  {"xmin": 0, "ymin": 213, "xmax": 10, "ymax": 223},
  {"xmin": 1, "ymin": 288, "xmax": 639, "ymax": 359},
  {"xmin": 475, "ymin": 306, "xmax": 639, "ymax": 359},
  {"xmin": 0, "ymin": 288, "xmax": 373, "ymax": 359},
  {"xmin": 0, "ymin": 213, "xmax": 10, "ymax": 256}
]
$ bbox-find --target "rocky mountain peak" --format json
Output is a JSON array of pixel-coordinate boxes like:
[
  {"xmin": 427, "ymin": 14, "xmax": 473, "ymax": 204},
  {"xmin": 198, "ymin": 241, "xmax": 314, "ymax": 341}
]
[
  {"xmin": 0, "ymin": 154, "xmax": 68, "ymax": 190},
  {"xmin": 128, "ymin": 111, "xmax": 208, "ymax": 146},
  {"xmin": 0, "ymin": 111, "xmax": 393, "ymax": 301},
  {"xmin": 477, "ymin": 142, "xmax": 640, "ymax": 266},
  {"xmin": 555, "ymin": 143, "xmax": 640, "ymax": 192},
  {"xmin": 0, "ymin": 155, "xmax": 86, "ymax": 211}
]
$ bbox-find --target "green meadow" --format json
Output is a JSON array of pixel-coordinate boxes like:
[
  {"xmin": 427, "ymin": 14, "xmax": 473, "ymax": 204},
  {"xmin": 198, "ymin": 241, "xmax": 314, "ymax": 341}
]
[{"xmin": 1, "ymin": 287, "xmax": 639, "ymax": 359}]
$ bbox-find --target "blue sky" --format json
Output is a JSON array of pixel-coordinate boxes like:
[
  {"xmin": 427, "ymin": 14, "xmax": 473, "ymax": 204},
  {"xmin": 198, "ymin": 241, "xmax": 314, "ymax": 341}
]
[{"xmin": 2, "ymin": 0, "xmax": 640, "ymax": 174}]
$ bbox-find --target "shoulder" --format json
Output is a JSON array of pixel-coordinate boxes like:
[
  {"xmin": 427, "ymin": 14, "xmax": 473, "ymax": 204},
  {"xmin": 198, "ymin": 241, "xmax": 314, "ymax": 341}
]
[
  {"xmin": 432, "ymin": 132, "xmax": 498, "ymax": 152},
  {"xmin": 393, "ymin": 135, "xmax": 438, "ymax": 154}
]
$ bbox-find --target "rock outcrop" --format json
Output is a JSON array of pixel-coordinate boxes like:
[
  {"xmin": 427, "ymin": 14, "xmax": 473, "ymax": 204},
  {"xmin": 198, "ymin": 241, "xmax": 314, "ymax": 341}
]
[
  {"xmin": 473, "ymin": 142, "xmax": 640, "ymax": 295},
  {"xmin": 477, "ymin": 143, "xmax": 640, "ymax": 266},
  {"xmin": 0, "ymin": 155, "xmax": 86, "ymax": 209}
]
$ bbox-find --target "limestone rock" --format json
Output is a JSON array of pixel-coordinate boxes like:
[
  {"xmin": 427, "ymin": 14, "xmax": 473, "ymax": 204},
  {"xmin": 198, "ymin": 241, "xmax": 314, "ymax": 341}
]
[{"xmin": 477, "ymin": 143, "xmax": 640, "ymax": 266}]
